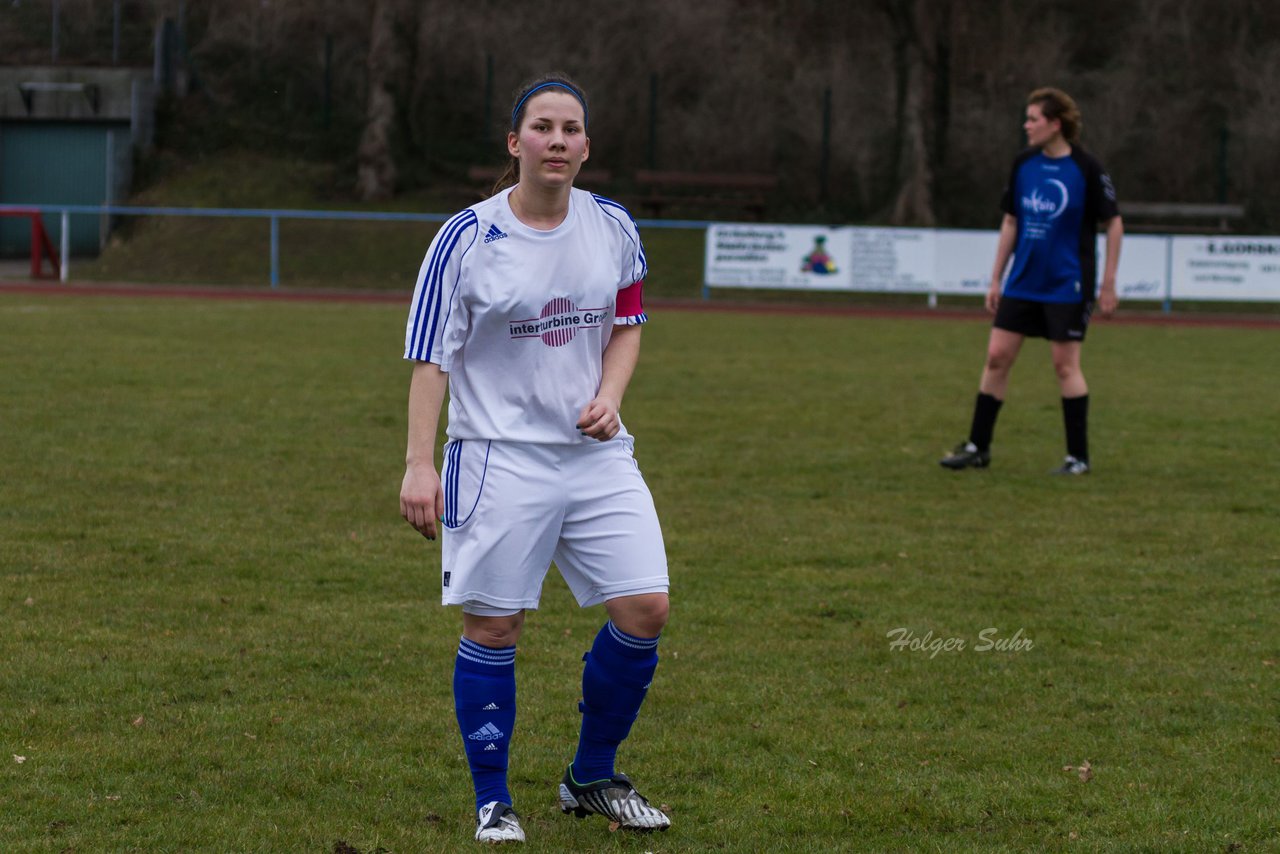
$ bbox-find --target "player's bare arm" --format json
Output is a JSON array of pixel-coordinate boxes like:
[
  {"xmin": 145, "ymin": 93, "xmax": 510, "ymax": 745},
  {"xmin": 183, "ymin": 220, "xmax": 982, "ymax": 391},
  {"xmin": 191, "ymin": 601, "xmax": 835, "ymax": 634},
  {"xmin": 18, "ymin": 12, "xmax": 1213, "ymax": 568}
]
[
  {"xmin": 401, "ymin": 360, "xmax": 448, "ymax": 539},
  {"xmin": 987, "ymin": 214, "xmax": 1018, "ymax": 314},
  {"xmin": 1098, "ymin": 215, "xmax": 1124, "ymax": 316},
  {"xmin": 578, "ymin": 323, "xmax": 641, "ymax": 441}
]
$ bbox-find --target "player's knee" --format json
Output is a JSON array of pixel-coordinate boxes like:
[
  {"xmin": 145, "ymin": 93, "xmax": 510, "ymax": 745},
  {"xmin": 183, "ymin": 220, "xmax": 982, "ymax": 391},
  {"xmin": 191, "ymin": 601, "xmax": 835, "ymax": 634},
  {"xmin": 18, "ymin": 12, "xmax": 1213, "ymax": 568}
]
[
  {"xmin": 985, "ymin": 348, "xmax": 1015, "ymax": 374},
  {"xmin": 463, "ymin": 613, "xmax": 525, "ymax": 647},
  {"xmin": 1053, "ymin": 359, "xmax": 1080, "ymax": 382},
  {"xmin": 640, "ymin": 597, "xmax": 670, "ymax": 635},
  {"xmin": 608, "ymin": 593, "xmax": 669, "ymax": 637}
]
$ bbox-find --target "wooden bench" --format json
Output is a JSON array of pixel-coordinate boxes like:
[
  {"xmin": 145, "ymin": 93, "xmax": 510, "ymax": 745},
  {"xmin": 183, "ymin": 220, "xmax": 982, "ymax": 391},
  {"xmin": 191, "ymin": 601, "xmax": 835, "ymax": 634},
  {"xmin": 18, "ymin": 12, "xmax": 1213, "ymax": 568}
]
[
  {"xmin": 466, "ymin": 165, "xmax": 614, "ymax": 198},
  {"xmin": 633, "ymin": 170, "xmax": 778, "ymax": 220},
  {"xmin": 1121, "ymin": 202, "xmax": 1245, "ymax": 233}
]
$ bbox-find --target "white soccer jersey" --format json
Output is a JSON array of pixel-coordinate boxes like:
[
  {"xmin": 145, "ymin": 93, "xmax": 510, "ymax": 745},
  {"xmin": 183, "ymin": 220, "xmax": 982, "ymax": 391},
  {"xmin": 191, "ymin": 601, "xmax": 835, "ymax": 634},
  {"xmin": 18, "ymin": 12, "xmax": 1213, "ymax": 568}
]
[{"xmin": 404, "ymin": 186, "xmax": 649, "ymax": 445}]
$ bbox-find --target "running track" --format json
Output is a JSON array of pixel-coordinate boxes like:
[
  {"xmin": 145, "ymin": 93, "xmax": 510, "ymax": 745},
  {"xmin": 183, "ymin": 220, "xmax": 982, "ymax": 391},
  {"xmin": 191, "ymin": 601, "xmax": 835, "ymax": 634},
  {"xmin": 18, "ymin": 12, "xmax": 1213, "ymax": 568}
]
[{"xmin": 2, "ymin": 280, "xmax": 1278, "ymax": 330}]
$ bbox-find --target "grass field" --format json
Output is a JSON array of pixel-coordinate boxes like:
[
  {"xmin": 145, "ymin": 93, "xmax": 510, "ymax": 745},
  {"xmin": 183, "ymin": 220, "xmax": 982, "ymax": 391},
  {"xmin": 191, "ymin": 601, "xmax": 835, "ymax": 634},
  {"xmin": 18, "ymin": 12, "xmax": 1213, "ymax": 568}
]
[{"xmin": 2, "ymin": 293, "xmax": 1278, "ymax": 853}]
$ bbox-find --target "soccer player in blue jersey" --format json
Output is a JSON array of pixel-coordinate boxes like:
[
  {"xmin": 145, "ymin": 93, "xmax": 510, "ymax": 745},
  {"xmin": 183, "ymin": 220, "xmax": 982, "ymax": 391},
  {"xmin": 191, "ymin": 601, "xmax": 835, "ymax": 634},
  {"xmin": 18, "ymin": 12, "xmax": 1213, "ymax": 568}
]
[
  {"xmin": 399, "ymin": 73, "xmax": 671, "ymax": 844},
  {"xmin": 941, "ymin": 87, "xmax": 1123, "ymax": 474}
]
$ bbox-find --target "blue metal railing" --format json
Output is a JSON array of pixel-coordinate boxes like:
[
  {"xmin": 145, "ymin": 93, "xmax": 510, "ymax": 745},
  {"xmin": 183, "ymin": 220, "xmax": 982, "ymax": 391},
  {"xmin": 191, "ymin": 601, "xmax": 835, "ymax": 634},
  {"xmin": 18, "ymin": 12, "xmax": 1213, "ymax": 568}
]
[{"xmin": 0, "ymin": 203, "xmax": 710, "ymax": 288}]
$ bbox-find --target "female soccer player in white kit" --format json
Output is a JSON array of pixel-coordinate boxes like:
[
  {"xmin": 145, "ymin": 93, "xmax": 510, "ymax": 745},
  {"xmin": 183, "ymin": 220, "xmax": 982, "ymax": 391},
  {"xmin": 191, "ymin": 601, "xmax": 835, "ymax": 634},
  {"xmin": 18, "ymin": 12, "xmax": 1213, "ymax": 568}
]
[{"xmin": 399, "ymin": 74, "xmax": 671, "ymax": 844}]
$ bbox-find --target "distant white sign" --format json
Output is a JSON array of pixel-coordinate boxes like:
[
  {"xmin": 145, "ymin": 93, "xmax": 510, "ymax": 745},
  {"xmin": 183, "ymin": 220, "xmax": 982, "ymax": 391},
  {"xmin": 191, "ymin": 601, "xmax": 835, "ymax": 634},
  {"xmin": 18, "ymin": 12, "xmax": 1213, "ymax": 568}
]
[
  {"xmin": 935, "ymin": 229, "xmax": 998, "ymax": 295},
  {"xmin": 705, "ymin": 223, "xmax": 951, "ymax": 294},
  {"xmin": 1107, "ymin": 233, "xmax": 1167, "ymax": 301},
  {"xmin": 703, "ymin": 223, "xmax": 1280, "ymax": 305},
  {"xmin": 705, "ymin": 224, "xmax": 855, "ymax": 290},
  {"xmin": 846, "ymin": 228, "xmax": 935, "ymax": 292},
  {"xmin": 1171, "ymin": 236, "xmax": 1280, "ymax": 301}
]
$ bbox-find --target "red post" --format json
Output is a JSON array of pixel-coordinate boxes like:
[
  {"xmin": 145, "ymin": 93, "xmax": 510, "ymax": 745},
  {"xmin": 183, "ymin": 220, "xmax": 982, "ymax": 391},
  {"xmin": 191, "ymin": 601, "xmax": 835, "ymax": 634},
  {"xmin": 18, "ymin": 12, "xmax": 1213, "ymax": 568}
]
[
  {"xmin": 0, "ymin": 209, "xmax": 61, "ymax": 279},
  {"xmin": 31, "ymin": 215, "xmax": 61, "ymax": 278},
  {"xmin": 30, "ymin": 214, "xmax": 41, "ymax": 277}
]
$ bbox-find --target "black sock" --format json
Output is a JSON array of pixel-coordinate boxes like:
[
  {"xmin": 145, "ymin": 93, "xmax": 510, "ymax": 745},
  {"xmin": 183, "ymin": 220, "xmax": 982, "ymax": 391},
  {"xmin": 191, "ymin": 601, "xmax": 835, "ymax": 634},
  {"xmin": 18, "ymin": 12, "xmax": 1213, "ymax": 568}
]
[
  {"xmin": 968, "ymin": 393, "xmax": 1003, "ymax": 451},
  {"xmin": 1062, "ymin": 394, "xmax": 1089, "ymax": 461}
]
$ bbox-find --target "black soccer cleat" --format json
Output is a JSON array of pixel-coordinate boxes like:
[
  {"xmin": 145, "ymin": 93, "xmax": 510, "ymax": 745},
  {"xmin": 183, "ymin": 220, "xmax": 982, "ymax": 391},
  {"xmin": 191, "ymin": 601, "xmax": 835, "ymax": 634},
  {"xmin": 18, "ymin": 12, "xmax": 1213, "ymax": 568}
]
[
  {"xmin": 557, "ymin": 766, "xmax": 670, "ymax": 831},
  {"xmin": 940, "ymin": 441, "xmax": 991, "ymax": 470}
]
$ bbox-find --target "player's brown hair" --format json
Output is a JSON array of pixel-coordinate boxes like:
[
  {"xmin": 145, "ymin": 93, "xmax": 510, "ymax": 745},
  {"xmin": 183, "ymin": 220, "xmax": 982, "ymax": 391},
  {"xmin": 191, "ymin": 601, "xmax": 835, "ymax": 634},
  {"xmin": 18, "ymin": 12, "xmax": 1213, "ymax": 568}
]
[
  {"xmin": 1027, "ymin": 87, "xmax": 1082, "ymax": 144},
  {"xmin": 492, "ymin": 73, "xmax": 589, "ymax": 195}
]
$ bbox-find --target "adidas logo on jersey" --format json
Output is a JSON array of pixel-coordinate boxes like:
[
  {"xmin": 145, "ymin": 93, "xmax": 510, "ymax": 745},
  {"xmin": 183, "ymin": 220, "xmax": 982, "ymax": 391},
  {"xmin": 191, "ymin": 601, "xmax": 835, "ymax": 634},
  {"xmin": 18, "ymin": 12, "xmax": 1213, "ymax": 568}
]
[
  {"xmin": 482, "ymin": 702, "xmax": 500, "ymax": 710},
  {"xmin": 467, "ymin": 722, "xmax": 504, "ymax": 741},
  {"xmin": 484, "ymin": 743, "xmax": 498, "ymax": 751},
  {"xmin": 483, "ymin": 224, "xmax": 509, "ymax": 243}
]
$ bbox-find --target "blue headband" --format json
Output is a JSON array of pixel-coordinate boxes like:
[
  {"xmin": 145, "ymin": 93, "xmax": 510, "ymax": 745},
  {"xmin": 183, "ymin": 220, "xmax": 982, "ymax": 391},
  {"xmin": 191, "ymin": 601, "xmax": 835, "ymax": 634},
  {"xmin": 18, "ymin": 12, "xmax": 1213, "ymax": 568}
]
[{"xmin": 511, "ymin": 82, "xmax": 588, "ymax": 129}]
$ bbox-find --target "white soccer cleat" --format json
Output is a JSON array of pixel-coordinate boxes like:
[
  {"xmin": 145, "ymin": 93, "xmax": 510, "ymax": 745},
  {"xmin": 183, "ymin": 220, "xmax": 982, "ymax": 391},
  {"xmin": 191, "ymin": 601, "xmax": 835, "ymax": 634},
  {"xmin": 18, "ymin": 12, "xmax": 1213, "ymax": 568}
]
[
  {"xmin": 475, "ymin": 801, "xmax": 525, "ymax": 844},
  {"xmin": 558, "ymin": 767, "xmax": 671, "ymax": 831},
  {"xmin": 1052, "ymin": 454, "xmax": 1091, "ymax": 475}
]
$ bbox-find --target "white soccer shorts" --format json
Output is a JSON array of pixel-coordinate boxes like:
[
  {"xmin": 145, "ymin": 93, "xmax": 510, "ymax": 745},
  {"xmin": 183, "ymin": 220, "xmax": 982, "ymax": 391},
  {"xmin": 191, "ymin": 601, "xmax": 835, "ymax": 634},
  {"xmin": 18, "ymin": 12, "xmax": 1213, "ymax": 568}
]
[{"xmin": 439, "ymin": 437, "xmax": 669, "ymax": 615}]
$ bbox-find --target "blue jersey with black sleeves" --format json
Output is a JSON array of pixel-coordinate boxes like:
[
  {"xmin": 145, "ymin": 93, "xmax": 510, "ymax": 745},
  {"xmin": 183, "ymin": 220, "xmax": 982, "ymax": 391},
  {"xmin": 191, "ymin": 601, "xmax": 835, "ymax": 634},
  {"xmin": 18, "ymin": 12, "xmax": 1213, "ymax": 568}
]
[{"xmin": 1000, "ymin": 146, "xmax": 1119, "ymax": 303}]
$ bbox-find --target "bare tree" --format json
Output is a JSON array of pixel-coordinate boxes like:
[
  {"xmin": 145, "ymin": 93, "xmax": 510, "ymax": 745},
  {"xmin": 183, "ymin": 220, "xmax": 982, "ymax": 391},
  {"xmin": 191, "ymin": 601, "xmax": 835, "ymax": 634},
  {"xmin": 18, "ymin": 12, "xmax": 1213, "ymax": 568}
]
[
  {"xmin": 356, "ymin": 0, "xmax": 412, "ymax": 200},
  {"xmin": 881, "ymin": 0, "xmax": 953, "ymax": 226}
]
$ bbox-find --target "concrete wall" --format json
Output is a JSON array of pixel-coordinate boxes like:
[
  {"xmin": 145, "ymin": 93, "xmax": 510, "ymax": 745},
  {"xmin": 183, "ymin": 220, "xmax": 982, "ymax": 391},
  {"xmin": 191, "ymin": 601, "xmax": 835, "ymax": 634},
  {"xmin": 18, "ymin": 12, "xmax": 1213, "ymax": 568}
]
[{"xmin": 0, "ymin": 67, "xmax": 154, "ymax": 151}]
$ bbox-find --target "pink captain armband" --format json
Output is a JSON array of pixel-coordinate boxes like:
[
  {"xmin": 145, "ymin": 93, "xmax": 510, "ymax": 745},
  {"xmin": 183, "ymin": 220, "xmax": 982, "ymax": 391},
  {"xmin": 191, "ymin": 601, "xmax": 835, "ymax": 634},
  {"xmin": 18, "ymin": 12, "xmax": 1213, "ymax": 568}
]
[{"xmin": 615, "ymin": 280, "xmax": 648, "ymax": 325}]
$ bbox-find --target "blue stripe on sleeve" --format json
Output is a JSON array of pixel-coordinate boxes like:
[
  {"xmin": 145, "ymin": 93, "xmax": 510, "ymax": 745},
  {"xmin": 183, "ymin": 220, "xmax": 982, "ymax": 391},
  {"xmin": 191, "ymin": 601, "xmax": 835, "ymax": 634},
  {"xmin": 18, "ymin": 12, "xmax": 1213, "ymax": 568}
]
[
  {"xmin": 407, "ymin": 210, "xmax": 477, "ymax": 361},
  {"xmin": 591, "ymin": 194, "xmax": 648, "ymax": 283}
]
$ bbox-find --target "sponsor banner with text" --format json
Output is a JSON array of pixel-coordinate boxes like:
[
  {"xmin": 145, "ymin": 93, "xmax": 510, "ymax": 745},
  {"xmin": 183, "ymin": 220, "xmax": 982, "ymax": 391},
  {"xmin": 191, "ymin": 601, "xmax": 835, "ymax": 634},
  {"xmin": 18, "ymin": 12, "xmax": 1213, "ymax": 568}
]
[
  {"xmin": 1171, "ymin": 236, "xmax": 1280, "ymax": 301},
  {"xmin": 703, "ymin": 224, "xmax": 852, "ymax": 290},
  {"xmin": 1108, "ymin": 233, "xmax": 1167, "ymax": 301},
  {"xmin": 706, "ymin": 223, "xmax": 971, "ymax": 294},
  {"xmin": 705, "ymin": 224, "xmax": 1280, "ymax": 304},
  {"xmin": 934, "ymin": 229, "xmax": 998, "ymax": 295}
]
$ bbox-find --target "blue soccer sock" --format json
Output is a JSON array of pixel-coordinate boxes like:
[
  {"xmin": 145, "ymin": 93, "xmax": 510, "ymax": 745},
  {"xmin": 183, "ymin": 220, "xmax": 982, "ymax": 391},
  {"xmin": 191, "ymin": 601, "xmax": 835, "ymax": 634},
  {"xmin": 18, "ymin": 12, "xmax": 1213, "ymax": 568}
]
[
  {"xmin": 453, "ymin": 637, "xmax": 517, "ymax": 811},
  {"xmin": 571, "ymin": 621, "xmax": 660, "ymax": 784}
]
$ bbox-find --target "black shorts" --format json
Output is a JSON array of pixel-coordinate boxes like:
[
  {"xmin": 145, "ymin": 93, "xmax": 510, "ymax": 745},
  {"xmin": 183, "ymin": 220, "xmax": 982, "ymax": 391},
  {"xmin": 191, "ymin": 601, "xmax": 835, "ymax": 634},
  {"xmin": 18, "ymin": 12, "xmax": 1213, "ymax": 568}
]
[{"xmin": 994, "ymin": 295, "xmax": 1093, "ymax": 342}]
